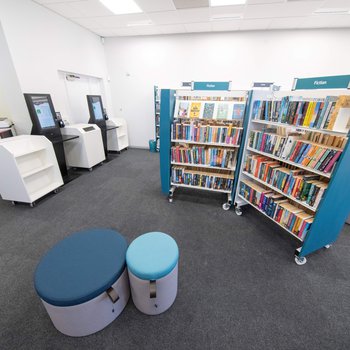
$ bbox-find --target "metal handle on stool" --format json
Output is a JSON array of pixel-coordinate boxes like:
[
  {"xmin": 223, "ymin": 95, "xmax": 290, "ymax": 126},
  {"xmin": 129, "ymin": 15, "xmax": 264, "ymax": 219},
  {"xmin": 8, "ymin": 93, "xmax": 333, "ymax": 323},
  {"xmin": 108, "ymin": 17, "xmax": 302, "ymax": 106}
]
[
  {"xmin": 107, "ymin": 287, "xmax": 120, "ymax": 304},
  {"xmin": 150, "ymin": 280, "xmax": 157, "ymax": 299}
]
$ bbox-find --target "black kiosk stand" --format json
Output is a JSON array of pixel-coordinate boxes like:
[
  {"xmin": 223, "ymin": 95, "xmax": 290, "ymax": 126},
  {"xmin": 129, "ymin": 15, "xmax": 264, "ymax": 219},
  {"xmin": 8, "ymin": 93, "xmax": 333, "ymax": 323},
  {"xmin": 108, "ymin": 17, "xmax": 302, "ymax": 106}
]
[
  {"xmin": 24, "ymin": 93, "xmax": 79, "ymax": 183},
  {"xmin": 86, "ymin": 95, "xmax": 118, "ymax": 159}
]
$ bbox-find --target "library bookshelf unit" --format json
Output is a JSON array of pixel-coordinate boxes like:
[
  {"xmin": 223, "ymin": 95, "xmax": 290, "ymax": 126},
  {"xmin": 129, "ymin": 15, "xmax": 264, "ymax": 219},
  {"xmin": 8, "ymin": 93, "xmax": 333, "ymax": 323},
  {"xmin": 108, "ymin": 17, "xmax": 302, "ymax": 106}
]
[
  {"xmin": 0, "ymin": 135, "xmax": 63, "ymax": 207},
  {"xmin": 160, "ymin": 84, "xmax": 250, "ymax": 209},
  {"xmin": 154, "ymin": 86, "xmax": 161, "ymax": 151},
  {"xmin": 234, "ymin": 75, "xmax": 350, "ymax": 265}
]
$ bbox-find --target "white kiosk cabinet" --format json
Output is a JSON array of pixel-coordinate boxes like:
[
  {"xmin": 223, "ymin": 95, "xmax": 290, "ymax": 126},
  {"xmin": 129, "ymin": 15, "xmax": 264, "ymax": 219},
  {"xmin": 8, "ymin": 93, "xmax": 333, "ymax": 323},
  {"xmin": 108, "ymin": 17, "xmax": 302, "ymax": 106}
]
[
  {"xmin": 0, "ymin": 135, "xmax": 63, "ymax": 205},
  {"xmin": 60, "ymin": 124, "xmax": 105, "ymax": 170},
  {"xmin": 107, "ymin": 118, "xmax": 129, "ymax": 152}
]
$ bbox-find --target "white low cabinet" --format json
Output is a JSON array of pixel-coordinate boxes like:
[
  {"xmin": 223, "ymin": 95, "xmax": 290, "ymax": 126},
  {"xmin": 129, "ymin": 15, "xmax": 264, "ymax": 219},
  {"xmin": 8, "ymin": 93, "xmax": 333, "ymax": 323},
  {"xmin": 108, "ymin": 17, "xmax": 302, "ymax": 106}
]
[
  {"xmin": 107, "ymin": 118, "xmax": 129, "ymax": 152},
  {"xmin": 0, "ymin": 135, "xmax": 63, "ymax": 205}
]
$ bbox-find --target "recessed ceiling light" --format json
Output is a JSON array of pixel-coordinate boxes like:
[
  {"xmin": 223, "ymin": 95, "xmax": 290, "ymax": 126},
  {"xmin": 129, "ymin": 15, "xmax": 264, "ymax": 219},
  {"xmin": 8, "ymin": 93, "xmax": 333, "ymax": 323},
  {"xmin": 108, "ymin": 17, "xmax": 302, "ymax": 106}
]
[
  {"xmin": 313, "ymin": 8, "xmax": 349, "ymax": 15},
  {"xmin": 210, "ymin": 14, "xmax": 242, "ymax": 21},
  {"xmin": 210, "ymin": 0, "xmax": 246, "ymax": 6},
  {"xmin": 99, "ymin": 0, "xmax": 142, "ymax": 15}
]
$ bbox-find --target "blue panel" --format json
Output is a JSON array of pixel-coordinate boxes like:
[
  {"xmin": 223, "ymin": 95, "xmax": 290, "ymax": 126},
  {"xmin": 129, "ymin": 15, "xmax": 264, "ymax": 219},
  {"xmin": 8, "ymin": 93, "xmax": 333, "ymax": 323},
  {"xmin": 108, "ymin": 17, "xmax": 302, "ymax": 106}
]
[
  {"xmin": 300, "ymin": 138, "xmax": 350, "ymax": 257},
  {"xmin": 160, "ymin": 89, "xmax": 175, "ymax": 195},
  {"xmin": 294, "ymin": 75, "xmax": 350, "ymax": 90},
  {"xmin": 232, "ymin": 91, "xmax": 252, "ymax": 200},
  {"xmin": 193, "ymin": 81, "xmax": 230, "ymax": 91}
]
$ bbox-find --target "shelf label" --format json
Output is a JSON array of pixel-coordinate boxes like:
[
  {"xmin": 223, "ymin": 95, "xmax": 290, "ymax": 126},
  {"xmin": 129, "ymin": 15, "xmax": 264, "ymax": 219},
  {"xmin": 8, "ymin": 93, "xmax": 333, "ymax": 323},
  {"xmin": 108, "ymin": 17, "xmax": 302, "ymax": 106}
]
[
  {"xmin": 193, "ymin": 81, "xmax": 230, "ymax": 91},
  {"xmin": 293, "ymin": 75, "xmax": 350, "ymax": 90}
]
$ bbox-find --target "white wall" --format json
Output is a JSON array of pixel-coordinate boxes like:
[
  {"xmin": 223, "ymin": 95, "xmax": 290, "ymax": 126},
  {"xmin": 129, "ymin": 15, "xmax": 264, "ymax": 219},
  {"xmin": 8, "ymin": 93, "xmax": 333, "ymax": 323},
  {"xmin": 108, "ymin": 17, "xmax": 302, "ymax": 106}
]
[
  {"xmin": 0, "ymin": 0, "xmax": 113, "ymax": 131},
  {"xmin": 0, "ymin": 23, "xmax": 31, "ymax": 134},
  {"xmin": 105, "ymin": 28, "xmax": 350, "ymax": 148}
]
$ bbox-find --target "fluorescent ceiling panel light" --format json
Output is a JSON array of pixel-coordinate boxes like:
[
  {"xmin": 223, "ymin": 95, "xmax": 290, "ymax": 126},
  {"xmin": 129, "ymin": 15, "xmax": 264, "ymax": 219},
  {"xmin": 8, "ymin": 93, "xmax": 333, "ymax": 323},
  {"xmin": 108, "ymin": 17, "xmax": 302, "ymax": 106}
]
[
  {"xmin": 99, "ymin": 0, "xmax": 142, "ymax": 15},
  {"xmin": 210, "ymin": 0, "xmax": 246, "ymax": 6},
  {"xmin": 210, "ymin": 14, "xmax": 242, "ymax": 20},
  {"xmin": 313, "ymin": 8, "xmax": 349, "ymax": 15},
  {"xmin": 127, "ymin": 20, "xmax": 153, "ymax": 27}
]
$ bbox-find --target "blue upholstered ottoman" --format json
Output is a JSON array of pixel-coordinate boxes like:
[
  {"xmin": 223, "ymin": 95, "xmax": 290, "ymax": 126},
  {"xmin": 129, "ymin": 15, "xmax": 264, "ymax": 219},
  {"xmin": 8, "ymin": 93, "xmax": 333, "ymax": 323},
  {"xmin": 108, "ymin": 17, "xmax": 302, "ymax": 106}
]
[
  {"xmin": 34, "ymin": 228, "xmax": 130, "ymax": 337},
  {"xmin": 126, "ymin": 232, "xmax": 179, "ymax": 315}
]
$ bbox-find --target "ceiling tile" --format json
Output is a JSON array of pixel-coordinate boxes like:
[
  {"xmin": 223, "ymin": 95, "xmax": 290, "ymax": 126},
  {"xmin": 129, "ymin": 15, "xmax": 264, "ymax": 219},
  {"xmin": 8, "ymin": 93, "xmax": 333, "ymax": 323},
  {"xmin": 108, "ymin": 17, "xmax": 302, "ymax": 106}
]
[
  {"xmin": 247, "ymin": 0, "xmax": 285, "ymax": 4},
  {"xmin": 239, "ymin": 18, "xmax": 272, "ymax": 30},
  {"xmin": 67, "ymin": 1, "xmax": 113, "ymax": 17},
  {"xmin": 33, "ymin": 0, "xmax": 80, "ymax": 3},
  {"xmin": 184, "ymin": 22, "xmax": 212, "ymax": 32},
  {"xmin": 147, "ymin": 11, "xmax": 181, "ymax": 25},
  {"xmin": 211, "ymin": 19, "xmax": 240, "ymax": 31},
  {"xmin": 177, "ymin": 7, "xmax": 211, "ymax": 22},
  {"xmin": 322, "ymin": 0, "xmax": 350, "ymax": 8},
  {"xmin": 88, "ymin": 13, "xmax": 152, "ymax": 28},
  {"xmin": 45, "ymin": 2, "xmax": 84, "ymax": 18},
  {"xmin": 133, "ymin": 26, "xmax": 162, "ymax": 36},
  {"xmin": 157, "ymin": 24, "xmax": 187, "ymax": 34},
  {"xmin": 269, "ymin": 16, "xmax": 306, "ymax": 29},
  {"xmin": 173, "ymin": 0, "xmax": 209, "ymax": 9},
  {"xmin": 244, "ymin": 1, "xmax": 324, "ymax": 19},
  {"xmin": 300, "ymin": 13, "xmax": 350, "ymax": 28},
  {"xmin": 135, "ymin": 0, "xmax": 177, "ymax": 13},
  {"xmin": 70, "ymin": 17, "xmax": 102, "ymax": 29},
  {"xmin": 210, "ymin": 4, "xmax": 245, "ymax": 15}
]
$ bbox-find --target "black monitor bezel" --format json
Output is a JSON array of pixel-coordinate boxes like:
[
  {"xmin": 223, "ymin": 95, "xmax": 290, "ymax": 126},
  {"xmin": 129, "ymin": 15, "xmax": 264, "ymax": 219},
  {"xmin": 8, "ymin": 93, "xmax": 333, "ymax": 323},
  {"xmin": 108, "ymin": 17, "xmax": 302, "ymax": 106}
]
[{"xmin": 87, "ymin": 95, "xmax": 105, "ymax": 124}]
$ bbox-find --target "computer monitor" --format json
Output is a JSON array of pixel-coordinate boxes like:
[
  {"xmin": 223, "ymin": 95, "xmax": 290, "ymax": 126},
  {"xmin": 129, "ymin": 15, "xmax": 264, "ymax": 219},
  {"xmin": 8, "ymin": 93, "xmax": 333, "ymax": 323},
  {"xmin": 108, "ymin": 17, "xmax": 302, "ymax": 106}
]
[
  {"xmin": 87, "ymin": 95, "xmax": 105, "ymax": 123},
  {"xmin": 24, "ymin": 93, "xmax": 58, "ymax": 131}
]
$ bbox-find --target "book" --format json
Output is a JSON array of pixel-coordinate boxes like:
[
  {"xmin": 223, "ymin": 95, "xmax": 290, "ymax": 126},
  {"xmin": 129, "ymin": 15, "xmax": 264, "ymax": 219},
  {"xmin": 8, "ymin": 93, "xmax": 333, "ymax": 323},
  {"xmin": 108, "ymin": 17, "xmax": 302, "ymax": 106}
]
[
  {"xmin": 189, "ymin": 102, "xmax": 201, "ymax": 118},
  {"xmin": 216, "ymin": 103, "xmax": 229, "ymax": 119},
  {"xmin": 178, "ymin": 101, "xmax": 189, "ymax": 118},
  {"xmin": 232, "ymin": 103, "xmax": 245, "ymax": 120},
  {"xmin": 326, "ymin": 95, "xmax": 350, "ymax": 131},
  {"xmin": 203, "ymin": 103, "xmax": 215, "ymax": 119}
]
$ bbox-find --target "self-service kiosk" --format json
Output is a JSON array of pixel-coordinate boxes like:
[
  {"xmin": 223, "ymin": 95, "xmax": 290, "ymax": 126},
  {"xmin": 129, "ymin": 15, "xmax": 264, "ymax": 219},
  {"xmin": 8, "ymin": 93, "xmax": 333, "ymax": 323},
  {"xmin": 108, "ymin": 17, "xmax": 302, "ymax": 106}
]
[
  {"xmin": 24, "ymin": 93, "xmax": 78, "ymax": 182},
  {"xmin": 87, "ymin": 95, "xmax": 118, "ymax": 156}
]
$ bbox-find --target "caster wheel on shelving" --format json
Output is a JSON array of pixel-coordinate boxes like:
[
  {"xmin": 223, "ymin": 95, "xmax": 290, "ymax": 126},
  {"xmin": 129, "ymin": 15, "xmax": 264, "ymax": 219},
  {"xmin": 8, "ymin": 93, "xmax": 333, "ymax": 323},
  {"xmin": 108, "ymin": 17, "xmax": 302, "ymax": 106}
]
[
  {"xmin": 11, "ymin": 201, "xmax": 16, "ymax": 206},
  {"xmin": 222, "ymin": 203, "xmax": 231, "ymax": 211},
  {"xmin": 30, "ymin": 202, "xmax": 36, "ymax": 208},
  {"xmin": 53, "ymin": 188, "xmax": 59, "ymax": 194},
  {"xmin": 324, "ymin": 244, "xmax": 332, "ymax": 249},
  {"xmin": 294, "ymin": 255, "xmax": 307, "ymax": 266},
  {"xmin": 89, "ymin": 168, "xmax": 93, "ymax": 172},
  {"xmin": 100, "ymin": 162, "xmax": 104, "ymax": 165},
  {"xmin": 168, "ymin": 197, "xmax": 173, "ymax": 203},
  {"xmin": 235, "ymin": 207, "xmax": 243, "ymax": 216}
]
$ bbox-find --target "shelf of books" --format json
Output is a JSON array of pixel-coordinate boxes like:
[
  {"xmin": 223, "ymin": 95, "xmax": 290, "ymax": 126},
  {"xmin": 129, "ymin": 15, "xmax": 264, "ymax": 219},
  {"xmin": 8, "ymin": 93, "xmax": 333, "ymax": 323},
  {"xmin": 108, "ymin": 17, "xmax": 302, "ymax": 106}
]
[
  {"xmin": 234, "ymin": 78, "xmax": 350, "ymax": 264},
  {"xmin": 160, "ymin": 87, "xmax": 249, "ymax": 209},
  {"xmin": 154, "ymin": 86, "xmax": 161, "ymax": 151}
]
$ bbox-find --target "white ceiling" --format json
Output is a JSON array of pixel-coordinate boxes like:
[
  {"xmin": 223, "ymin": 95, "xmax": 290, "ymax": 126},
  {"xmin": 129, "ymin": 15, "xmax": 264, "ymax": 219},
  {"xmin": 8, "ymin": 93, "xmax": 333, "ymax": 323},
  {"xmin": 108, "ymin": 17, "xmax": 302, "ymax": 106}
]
[{"xmin": 33, "ymin": 0, "xmax": 350, "ymax": 37}]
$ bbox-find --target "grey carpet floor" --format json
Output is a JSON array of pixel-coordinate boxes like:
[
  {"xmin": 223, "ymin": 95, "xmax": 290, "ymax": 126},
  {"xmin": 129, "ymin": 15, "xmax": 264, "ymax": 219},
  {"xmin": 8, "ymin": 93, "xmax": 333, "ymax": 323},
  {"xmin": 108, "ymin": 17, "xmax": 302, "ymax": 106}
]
[{"xmin": 0, "ymin": 149, "xmax": 349, "ymax": 350}]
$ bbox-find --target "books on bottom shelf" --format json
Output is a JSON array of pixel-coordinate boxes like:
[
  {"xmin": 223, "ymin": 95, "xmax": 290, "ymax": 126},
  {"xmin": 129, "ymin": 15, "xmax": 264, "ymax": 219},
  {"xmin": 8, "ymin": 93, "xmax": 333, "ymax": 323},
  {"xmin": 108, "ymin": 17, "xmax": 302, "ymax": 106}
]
[
  {"xmin": 239, "ymin": 179, "xmax": 314, "ymax": 241},
  {"xmin": 252, "ymin": 95, "xmax": 350, "ymax": 132},
  {"xmin": 244, "ymin": 154, "xmax": 328, "ymax": 210},
  {"xmin": 248, "ymin": 130, "xmax": 345, "ymax": 175},
  {"xmin": 171, "ymin": 145, "xmax": 235, "ymax": 169},
  {"xmin": 172, "ymin": 120, "xmax": 242, "ymax": 146},
  {"xmin": 172, "ymin": 166, "xmax": 234, "ymax": 192}
]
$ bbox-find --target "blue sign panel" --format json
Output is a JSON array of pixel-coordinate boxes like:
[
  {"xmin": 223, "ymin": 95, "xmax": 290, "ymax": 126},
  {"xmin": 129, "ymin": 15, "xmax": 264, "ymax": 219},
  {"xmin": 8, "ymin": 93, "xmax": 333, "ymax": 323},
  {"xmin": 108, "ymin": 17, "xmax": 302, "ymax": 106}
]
[
  {"xmin": 193, "ymin": 81, "xmax": 230, "ymax": 91},
  {"xmin": 293, "ymin": 75, "xmax": 350, "ymax": 90}
]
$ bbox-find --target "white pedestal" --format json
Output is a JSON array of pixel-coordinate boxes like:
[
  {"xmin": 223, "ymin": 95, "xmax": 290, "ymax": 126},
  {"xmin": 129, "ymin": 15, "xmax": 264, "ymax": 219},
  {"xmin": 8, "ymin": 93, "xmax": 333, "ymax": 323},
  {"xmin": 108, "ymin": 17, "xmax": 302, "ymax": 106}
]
[{"xmin": 60, "ymin": 124, "xmax": 105, "ymax": 169}]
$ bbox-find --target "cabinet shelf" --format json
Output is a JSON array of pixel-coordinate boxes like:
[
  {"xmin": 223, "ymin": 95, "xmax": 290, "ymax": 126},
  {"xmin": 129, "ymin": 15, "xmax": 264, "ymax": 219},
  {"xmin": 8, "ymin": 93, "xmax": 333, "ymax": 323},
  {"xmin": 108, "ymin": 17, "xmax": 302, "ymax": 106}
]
[
  {"xmin": 171, "ymin": 182, "xmax": 232, "ymax": 194},
  {"xmin": 171, "ymin": 162, "xmax": 235, "ymax": 171},
  {"xmin": 22, "ymin": 163, "xmax": 54, "ymax": 179},
  {"xmin": 29, "ymin": 181, "xmax": 62, "ymax": 202},
  {"xmin": 246, "ymin": 147, "xmax": 332, "ymax": 178},
  {"xmin": 251, "ymin": 119, "xmax": 349, "ymax": 136},
  {"xmin": 241, "ymin": 171, "xmax": 317, "ymax": 212},
  {"xmin": 237, "ymin": 194, "xmax": 303, "ymax": 242},
  {"xmin": 14, "ymin": 147, "xmax": 46, "ymax": 158},
  {"xmin": 172, "ymin": 139, "xmax": 240, "ymax": 148}
]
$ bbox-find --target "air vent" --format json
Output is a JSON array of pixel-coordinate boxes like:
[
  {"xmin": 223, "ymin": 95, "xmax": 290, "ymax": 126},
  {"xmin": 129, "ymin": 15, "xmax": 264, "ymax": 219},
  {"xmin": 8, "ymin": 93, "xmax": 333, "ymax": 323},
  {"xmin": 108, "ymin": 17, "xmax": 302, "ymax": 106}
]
[{"xmin": 173, "ymin": 0, "xmax": 209, "ymax": 10}]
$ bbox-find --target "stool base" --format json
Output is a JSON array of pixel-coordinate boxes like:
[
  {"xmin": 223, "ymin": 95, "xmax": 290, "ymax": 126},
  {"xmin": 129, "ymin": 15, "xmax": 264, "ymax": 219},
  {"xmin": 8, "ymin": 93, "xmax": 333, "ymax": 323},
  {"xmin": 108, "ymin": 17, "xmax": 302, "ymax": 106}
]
[
  {"xmin": 128, "ymin": 263, "xmax": 178, "ymax": 315},
  {"xmin": 42, "ymin": 268, "xmax": 130, "ymax": 337}
]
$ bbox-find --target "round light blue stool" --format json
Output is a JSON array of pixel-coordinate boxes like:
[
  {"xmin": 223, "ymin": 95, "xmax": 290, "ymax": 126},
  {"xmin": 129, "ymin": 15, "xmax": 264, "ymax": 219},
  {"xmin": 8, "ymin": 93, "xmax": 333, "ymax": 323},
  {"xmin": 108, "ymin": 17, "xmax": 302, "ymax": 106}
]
[
  {"xmin": 34, "ymin": 228, "xmax": 130, "ymax": 337},
  {"xmin": 126, "ymin": 232, "xmax": 179, "ymax": 315}
]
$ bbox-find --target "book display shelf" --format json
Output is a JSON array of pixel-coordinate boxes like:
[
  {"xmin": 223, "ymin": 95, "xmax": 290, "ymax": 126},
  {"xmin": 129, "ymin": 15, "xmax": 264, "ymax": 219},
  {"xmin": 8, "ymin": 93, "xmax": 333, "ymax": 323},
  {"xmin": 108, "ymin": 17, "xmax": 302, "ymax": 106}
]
[
  {"xmin": 234, "ymin": 75, "xmax": 350, "ymax": 265},
  {"xmin": 0, "ymin": 135, "xmax": 63, "ymax": 206},
  {"xmin": 160, "ymin": 83, "xmax": 250, "ymax": 209},
  {"xmin": 154, "ymin": 86, "xmax": 161, "ymax": 151}
]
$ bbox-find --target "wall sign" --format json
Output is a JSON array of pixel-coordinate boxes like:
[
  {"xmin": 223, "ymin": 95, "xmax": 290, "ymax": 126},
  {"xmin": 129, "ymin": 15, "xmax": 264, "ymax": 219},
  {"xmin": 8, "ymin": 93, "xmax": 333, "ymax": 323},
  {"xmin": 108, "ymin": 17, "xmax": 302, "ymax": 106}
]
[
  {"xmin": 192, "ymin": 81, "xmax": 230, "ymax": 91},
  {"xmin": 293, "ymin": 75, "xmax": 350, "ymax": 90}
]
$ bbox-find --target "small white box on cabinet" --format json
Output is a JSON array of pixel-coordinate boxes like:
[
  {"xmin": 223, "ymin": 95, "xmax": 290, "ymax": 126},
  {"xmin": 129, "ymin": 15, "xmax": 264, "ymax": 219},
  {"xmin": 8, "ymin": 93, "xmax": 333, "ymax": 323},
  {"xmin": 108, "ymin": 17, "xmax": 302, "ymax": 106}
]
[{"xmin": 0, "ymin": 135, "xmax": 63, "ymax": 205}]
